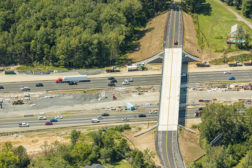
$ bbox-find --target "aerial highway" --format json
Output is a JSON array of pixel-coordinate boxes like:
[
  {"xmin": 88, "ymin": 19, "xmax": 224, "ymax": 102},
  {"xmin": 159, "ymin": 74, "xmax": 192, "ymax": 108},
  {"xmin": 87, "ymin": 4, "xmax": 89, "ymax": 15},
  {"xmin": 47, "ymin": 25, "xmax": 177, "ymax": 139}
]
[{"xmin": 1, "ymin": 70, "xmax": 252, "ymax": 92}]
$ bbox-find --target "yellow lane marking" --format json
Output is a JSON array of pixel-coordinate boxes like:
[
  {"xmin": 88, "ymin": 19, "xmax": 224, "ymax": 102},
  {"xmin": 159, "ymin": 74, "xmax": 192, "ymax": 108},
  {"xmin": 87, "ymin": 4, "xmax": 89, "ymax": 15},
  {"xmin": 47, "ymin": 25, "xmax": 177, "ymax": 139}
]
[{"xmin": 165, "ymin": 0, "xmax": 177, "ymax": 167}]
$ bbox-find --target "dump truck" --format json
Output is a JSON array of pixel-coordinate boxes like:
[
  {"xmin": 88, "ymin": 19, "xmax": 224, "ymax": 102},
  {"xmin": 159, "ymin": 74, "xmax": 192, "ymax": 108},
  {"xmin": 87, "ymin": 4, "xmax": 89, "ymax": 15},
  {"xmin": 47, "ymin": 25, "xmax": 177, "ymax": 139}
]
[
  {"xmin": 12, "ymin": 99, "xmax": 24, "ymax": 105},
  {"xmin": 105, "ymin": 66, "xmax": 120, "ymax": 73},
  {"xmin": 127, "ymin": 65, "xmax": 139, "ymax": 71},
  {"xmin": 56, "ymin": 75, "xmax": 90, "ymax": 83}
]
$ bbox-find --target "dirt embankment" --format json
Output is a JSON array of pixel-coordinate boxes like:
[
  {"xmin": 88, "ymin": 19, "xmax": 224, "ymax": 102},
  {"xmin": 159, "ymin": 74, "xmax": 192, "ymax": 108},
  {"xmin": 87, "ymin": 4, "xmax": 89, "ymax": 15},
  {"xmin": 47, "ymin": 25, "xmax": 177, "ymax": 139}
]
[{"xmin": 129, "ymin": 12, "xmax": 168, "ymax": 62}]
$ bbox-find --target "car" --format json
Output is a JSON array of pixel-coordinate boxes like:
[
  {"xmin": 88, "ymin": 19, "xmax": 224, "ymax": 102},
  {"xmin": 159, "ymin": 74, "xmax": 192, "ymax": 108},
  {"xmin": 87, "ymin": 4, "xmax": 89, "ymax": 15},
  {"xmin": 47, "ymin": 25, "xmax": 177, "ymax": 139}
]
[
  {"xmin": 138, "ymin": 114, "xmax": 147, "ymax": 117},
  {"xmin": 122, "ymin": 117, "xmax": 129, "ymax": 121},
  {"xmin": 224, "ymin": 71, "xmax": 231, "ymax": 75},
  {"xmin": 35, "ymin": 83, "xmax": 44, "ymax": 87},
  {"xmin": 122, "ymin": 80, "xmax": 130, "ymax": 85},
  {"xmin": 198, "ymin": 107, "xmax": 203, "ymax": 111},
  {"xmin": 101, "ymin": 113, "xmax": 110, "ymax": 116},
  {"xmin": 228, "ymin": 76, "xmax": 236, "ymax": 80},
  {"xmin": 181, "ymin": 73, "xmax": 187, "ymax": 77},
  {"xmin": 55, "ymin": 115, "xmax": 63, "ymax": 119},
  {"xmin": 50, "ymin": 119, "xmax": 58, "ymax": 122},
  {"xmin": 21, "ymin": 87, "xmax": 30, "ymax": 91},
  {"xmin": 91, "ymin": 119, "xmax": 100, "ymax": 123},
  {"xmin": 45, "ymin": 122, "xmax": 53, "ymax": 125},
  {"xmin": 38, "ymin": 116, "xmax": 47, "ymax": 120},
  {"xmin": 97, "ymin": 116, "xmax": 103, "ymax": 120},
  {"xmin": 128, "ymin": 78, "xmax": 134, "ymax": 82},
  {"xmin": 0, "ymin": 85, "xmax": 4, "ymax": 89},
  {"xmin": 18, "ymin": 122, "xmax": 29, "ymax": 127},
  {"xmin": 68, "ymin": 81, "xmax": 78, "ymax": 85},
  {"xmin": 149, "ymin": 110, "xmax": 158, "ymax": 114},
  {"xmin": 108, "ymin": 77, "xmax": 115, "ymax": 80},
  {"xmin": 174, "ymin": 40, "xmax": 178, "ymax": 45},
  {"xmin": 111, "ymin": 79, "xmax": 117, "ymax": 83},
  {"xmin": 108, "ymin": 82, "xmax": 115, "ymax": 87}
]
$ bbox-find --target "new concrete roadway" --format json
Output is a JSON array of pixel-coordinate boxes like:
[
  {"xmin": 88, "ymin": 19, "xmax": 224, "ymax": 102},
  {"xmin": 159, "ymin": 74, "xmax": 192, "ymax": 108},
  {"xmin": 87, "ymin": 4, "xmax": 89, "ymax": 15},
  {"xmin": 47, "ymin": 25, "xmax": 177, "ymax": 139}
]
[{"xmin": 1, "ymin": 70, "xmax": 252, "ymax": 92}]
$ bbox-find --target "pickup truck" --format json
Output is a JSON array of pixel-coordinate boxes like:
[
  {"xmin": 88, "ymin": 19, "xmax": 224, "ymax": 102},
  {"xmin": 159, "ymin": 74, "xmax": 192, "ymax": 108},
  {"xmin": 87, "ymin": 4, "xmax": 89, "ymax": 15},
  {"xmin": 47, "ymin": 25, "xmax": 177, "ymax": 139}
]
[{"xmin": 18, "ymin": 122, "xmax": 29, "ymax": 127}]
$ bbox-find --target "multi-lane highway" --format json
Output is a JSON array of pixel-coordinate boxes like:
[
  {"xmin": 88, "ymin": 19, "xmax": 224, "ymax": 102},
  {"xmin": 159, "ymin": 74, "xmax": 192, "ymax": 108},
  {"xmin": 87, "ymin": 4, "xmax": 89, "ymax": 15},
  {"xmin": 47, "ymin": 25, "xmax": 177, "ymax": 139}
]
[{"xmin": 1, "ymin": 70, "xmax": 252, "ymax": 92}]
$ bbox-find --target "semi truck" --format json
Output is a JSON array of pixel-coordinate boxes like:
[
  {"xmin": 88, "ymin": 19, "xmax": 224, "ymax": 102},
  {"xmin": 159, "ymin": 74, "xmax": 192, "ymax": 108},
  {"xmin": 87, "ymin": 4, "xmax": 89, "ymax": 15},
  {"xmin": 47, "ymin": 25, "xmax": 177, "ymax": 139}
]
[{"xmin": 56, "ymin": 75, "xmax": 90, "ymax": 83}]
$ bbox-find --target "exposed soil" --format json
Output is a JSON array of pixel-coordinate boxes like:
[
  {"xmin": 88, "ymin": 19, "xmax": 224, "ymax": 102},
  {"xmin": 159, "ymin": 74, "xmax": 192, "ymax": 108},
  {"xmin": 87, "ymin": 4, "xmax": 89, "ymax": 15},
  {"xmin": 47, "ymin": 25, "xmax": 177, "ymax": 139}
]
[
  {"xmin": 178, "ymin": 129, "xmax": 205, "ymax": 167},
  {"xmin": 129, "ymin": 12, "xmax": 168, "ymax": 62},
  {"xmin": 122, "ymin": 124, "xmax": 162, "ymax": 167}
]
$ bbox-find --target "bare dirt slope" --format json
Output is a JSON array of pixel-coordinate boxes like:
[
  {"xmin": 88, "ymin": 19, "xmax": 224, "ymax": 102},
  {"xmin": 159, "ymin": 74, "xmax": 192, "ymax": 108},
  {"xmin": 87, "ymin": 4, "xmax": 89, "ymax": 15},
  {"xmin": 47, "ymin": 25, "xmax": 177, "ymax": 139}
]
[
  {"xmin": 129, "ymin": 12, "xmax": 168, "ymax": 62},
  {"xmin": 179, "ymin": 129, "xmax": 205, "ymax": 167}
]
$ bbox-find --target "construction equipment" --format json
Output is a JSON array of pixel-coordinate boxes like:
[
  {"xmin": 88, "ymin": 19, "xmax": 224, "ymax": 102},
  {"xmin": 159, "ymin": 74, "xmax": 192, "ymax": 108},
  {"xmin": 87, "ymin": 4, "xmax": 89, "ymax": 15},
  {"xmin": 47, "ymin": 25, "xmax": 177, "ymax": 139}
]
[
  {"xmin": 196, "ymin": 62, "xmax": 210, "ymax": 67},
  {"xmin": 12, "ymin": 99, "xmax": 24, "ymax": 105}
]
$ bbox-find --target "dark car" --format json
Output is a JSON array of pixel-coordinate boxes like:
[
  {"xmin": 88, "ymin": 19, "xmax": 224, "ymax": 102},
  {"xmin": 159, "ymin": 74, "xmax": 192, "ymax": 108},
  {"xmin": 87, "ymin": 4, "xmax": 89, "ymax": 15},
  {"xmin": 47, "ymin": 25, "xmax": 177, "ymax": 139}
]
[
  {"xmin": 50, "ymin": 119, "xmax": 58, "ymax": 122},
  {"xmin": 111, "ymin": 79, "xmax": 117, "ymax": 83},
  {"xmin": 101, "ymin": 113, "xmax": 110, "ymax": 116},
  {"xmin": 108, "ymin": 77, "xmax": 115, "ymax": 80},
  {"xmin": 35, "ymin": 83, "xmax": 44, "ymax": 87},
  {"xmin": 228, "ymin": 76, "xmax": 236, "ymax": 80},
  {"xmin": 0, "ymin": 85, "xmax": 4, "ymax": 89},
  {"xmin": 138, "ymin": 114, "xmax": 146, "ymax": 117},
  {"xmin": 198, "ymin": 107, "xmax": 203, "ymax": 111},
  {"xmin": 45, "ymin": 122, "xmax": 53, "ymax": 125},
  {"xmin": 69, "ymin": 81, "xmax": 78, "ymax": 85},
  {"xmin": 108, "ymin": 82, "xmax": 115, "ymax": 86}
]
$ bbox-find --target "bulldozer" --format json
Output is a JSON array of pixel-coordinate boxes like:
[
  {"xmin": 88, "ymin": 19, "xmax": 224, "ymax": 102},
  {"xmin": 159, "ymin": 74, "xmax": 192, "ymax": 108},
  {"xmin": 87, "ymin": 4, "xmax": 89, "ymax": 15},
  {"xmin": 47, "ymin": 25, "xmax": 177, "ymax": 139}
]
[{"xmin": 12, "ymin": 99, "xmax": 24, "ymax": 105}]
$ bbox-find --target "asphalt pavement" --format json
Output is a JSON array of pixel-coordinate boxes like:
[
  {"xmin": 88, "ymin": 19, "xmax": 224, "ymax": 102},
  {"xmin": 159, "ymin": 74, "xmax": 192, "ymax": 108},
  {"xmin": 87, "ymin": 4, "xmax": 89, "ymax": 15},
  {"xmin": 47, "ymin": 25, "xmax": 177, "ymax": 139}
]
[{"xmin": 1, "ymin": 70, "xmax": 252, "ymax": 93}]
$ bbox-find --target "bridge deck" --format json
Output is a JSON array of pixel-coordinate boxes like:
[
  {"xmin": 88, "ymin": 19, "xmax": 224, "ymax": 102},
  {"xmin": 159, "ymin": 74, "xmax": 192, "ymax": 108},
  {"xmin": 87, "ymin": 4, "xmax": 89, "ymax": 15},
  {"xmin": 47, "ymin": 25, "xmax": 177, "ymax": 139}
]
[{"xmin": 158, "ymin": 48, "xmax": 182, "ymax": 131}]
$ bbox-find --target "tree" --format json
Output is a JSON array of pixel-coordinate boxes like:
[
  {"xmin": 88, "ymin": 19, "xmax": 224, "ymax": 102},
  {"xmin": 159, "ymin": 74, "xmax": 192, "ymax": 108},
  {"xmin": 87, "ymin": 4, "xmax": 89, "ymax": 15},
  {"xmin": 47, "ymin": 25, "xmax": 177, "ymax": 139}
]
[
  {"xmin": 13, "ymin": 145, "xmax": 30, "ymax": 168},
  {"xmin": 70, "ymin": 130, "xmax": 81, "ymax": 146},
  {"xmin": 71, "ymin": 142, "xmax": 92, "ymax": 164},
  {"xmin": 242, "ymin": 0, "xmax": 252, "ymax": 18}
]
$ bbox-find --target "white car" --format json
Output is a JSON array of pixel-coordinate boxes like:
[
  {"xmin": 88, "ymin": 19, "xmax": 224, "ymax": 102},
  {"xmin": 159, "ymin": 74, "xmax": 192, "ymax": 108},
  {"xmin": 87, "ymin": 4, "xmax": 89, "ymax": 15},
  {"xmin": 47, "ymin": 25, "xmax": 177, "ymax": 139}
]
[
  {"xmin": 149, "ymin": 110, "xmax": 158, "ymax": 114},
  {"xmin": 18, "ymin": 122, "xmax": 29, "ymax": 127},
  {"xmin": 122, "ymin": 80, "xmax": 130, "ymax": 85},
  {"xmin": 91, "ymin": 119, "xmax": 100, "ymax": 123},
  {"xmin": 122, "ymin": 117, "xmax": 129, "ymax": 121},
  {"xmin": 181, "ymin": 73, "xmax": 187, "ymax": 77},
  {"xmin": 20, "ymin": 87, "xmax": 31, "ymax": 91},
  {"xmin": 224, "ymin": 71, "xmax": 231, "ymax": 75},
  {"xmin": 55, "ymin": 115, "xmax": 63, "ymax": 119},
  {"xmin": 38, "ymin": 116, "xmax": 47, "ymax": 120}
]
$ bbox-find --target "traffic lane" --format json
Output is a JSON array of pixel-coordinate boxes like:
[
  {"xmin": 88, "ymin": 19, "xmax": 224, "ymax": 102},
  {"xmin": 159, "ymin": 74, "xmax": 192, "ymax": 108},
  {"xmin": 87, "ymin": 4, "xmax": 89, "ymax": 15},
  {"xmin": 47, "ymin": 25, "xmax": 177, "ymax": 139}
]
[
  {"xmin": 167, "ymin": 9, "xmax": 175, "ymax": 48},
  {"xmin": 0, "ymin": 75, "xmax": 162, "ymax": 92},
  {"xmin": 1, "ymin": 70, "xmax": 252, "ymax": 93},
  {"xmin": 0, "ymin": 115, "xmax": 158, "ymax": 129}
]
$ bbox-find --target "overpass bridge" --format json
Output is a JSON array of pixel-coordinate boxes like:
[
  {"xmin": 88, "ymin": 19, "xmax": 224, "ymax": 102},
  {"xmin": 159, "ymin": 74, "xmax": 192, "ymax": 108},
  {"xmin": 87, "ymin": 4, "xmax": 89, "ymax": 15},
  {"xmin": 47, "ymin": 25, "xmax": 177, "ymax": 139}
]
[{"xmin": 155, "ymin": 0, "xmax": 186, "ymax": 167}]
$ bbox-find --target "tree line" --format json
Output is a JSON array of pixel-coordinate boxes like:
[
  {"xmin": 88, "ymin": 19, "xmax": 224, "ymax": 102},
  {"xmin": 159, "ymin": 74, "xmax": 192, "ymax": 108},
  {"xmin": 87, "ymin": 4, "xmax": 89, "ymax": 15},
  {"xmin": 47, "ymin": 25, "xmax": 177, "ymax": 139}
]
[
  {"xmin": 221, "ymin": 0, "xmax": 252, "ymax": 19},
  {"xmin": 0, "ymin": 125, "xmax": 157, "ymax": 168},
  {"xmin": 0, "ymin": 0, "xmax": 171, "ymax": 68},
  {"xmin": 192, "ymin": 103, "xmax": 252, "ymax": 168}
]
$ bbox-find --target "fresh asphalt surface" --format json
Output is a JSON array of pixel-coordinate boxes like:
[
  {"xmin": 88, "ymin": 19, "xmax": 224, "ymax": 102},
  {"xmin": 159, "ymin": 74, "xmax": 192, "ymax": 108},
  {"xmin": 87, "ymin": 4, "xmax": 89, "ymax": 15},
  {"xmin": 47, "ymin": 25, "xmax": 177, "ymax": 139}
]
[{"xmin": 1, "ymin": 70, "xmax": 252, "ymax": 92}]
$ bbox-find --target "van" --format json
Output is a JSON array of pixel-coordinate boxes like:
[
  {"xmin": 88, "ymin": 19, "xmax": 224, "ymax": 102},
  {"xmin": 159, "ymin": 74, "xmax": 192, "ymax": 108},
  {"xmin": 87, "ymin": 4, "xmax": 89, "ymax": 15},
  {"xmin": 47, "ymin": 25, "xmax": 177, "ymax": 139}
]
[{"xmin": 91, "ymin": 119, "xmax": 100, "ymax": 123}]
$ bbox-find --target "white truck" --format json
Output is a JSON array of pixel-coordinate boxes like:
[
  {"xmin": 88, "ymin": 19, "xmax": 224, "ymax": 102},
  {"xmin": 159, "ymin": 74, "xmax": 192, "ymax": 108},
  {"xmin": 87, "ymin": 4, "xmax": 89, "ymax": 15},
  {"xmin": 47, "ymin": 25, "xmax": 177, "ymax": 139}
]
[
  {"xmin": 56, "ymin": 75, "xmax": 90, "ymax": 83},
  {"xmin": 127, "ymin": 65, "xmax": 139, "ymax": 72}
]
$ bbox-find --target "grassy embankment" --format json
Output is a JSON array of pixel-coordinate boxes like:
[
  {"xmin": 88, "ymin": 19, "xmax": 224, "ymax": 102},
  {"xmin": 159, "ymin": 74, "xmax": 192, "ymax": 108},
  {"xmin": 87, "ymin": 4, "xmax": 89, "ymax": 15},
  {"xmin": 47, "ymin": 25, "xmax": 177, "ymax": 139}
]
[{"xmin": 189, "ymin": 0, "xmax": 252, "ymax": 60}]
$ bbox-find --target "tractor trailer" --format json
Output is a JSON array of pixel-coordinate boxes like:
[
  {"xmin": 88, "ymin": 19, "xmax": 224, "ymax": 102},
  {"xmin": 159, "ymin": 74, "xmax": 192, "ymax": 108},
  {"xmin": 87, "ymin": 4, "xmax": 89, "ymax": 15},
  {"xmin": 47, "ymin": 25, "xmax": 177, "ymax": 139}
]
[{"xmin": 56, "ymin": 75, "xmax": 90, "ymax": 83}]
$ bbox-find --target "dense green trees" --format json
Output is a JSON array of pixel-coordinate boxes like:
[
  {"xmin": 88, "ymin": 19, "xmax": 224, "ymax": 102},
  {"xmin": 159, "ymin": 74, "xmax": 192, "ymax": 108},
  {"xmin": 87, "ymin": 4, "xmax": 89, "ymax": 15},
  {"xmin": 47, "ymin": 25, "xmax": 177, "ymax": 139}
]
[
  {"xmin": 0, "ymin": 125, "xmax": 156, "ymax": 168},
  {"xmin": 183, "ymin": 0, "xmax": 211, "ymax": 15},
  {"xmin": 221, "ymin": 0, "xmax": 252, "ymax": 19},
  {"xmin": 0, "ymin": 0, "xmax": 171, "ymax": 68},
  {"xmin": 192, "ymin": 103, "xmax": 252, "ymax": 168}
]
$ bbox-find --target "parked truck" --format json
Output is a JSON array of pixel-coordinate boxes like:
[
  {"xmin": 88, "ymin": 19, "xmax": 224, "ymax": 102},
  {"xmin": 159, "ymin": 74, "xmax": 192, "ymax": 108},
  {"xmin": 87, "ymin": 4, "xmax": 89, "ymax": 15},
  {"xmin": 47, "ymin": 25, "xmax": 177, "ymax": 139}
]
[
  {"xmin": 56, "ymin": 75, "xmax": 90, "ymax": 83},
  {"xmin": 105, "ymin": 66, "xmax": 120, "ymax": 73}
]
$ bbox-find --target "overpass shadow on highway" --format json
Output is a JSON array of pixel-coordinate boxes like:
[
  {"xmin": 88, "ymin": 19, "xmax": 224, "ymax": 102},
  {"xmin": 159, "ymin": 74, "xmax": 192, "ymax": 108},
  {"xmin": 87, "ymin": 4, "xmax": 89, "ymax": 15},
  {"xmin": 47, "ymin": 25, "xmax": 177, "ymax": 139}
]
[{"xmin": 179, "ymin": 62, "xmax": 188, "ymax": 126}]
